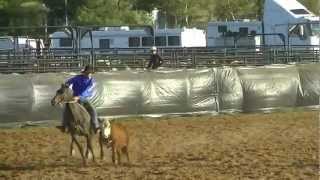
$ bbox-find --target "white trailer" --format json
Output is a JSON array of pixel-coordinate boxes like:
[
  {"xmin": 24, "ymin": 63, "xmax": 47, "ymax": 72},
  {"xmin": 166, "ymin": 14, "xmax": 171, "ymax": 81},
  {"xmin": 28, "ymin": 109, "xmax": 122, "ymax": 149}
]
[
  {"xmin": 207, "ymin": 0, "xmax": 320, "ymax": 48},
  {"xmin": 207, "ymin": 21, "xmax": 262, "ymax": 47},
  {"xmin": 0, "ymin": 36, "xmax": 42, "ymax": 51},
  {"xmin": 263, "ymin": 0, "xmax": 320, "ymax": 47},
  {"xmin": 49, "ymin": 27, "xmax": 206, "ymax": 50}
]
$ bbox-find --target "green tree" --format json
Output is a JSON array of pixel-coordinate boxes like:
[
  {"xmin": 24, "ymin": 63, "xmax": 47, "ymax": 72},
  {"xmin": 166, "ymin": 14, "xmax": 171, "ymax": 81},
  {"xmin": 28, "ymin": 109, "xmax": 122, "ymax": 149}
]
[
  {"xmin": 0, "ymin": 0, "xmax": 9, "ymax": 26},
  {"xmin": 43, "ymin": 0, "xmax": 87, "ymax": 26},
  {"xmin": 0, "ymin": 0, "xmax": 318, "ymax": 31},
  {"xmin": 299, "ymin": 0, "xmax": 320, "ymax": 15},
  {"xmin": 163, "ymin": 0, "xmax": 208, "ymax": 27},
  {"xmin": 75, "ymin": 0, "xmax": 151, "ymax": 26},
  {"xmin": 1, "ymin": 0, "xmax": 48, "ymax": 27},
  {"xmin": 213, "ymin": 0, "xmax": 260, "ymax": 21},
  {"xmin": 134, "ymin": 0, "xmax": 214, "ymax": 28}
]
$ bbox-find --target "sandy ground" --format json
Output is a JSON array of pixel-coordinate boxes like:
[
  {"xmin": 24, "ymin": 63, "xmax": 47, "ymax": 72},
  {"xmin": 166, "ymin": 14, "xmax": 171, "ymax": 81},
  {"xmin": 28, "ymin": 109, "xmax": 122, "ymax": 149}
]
[{"xmin": 0, "ymin": 110, "xmax": 319, "ymax": 180}]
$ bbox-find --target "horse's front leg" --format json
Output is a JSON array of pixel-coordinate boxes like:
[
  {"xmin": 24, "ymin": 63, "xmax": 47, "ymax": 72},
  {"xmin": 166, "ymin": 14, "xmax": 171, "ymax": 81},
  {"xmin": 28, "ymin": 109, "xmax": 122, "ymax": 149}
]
[
  {"xmin": 99, "ymin": 133, "xmax": 104, "ymax": 160},
  {"xmin": 71, "ymin": 134, "xmax": 87, "ymax": 166},
  {"xmin": 70, "ymin": 137, "xmax": 76, "ymax": 156}
]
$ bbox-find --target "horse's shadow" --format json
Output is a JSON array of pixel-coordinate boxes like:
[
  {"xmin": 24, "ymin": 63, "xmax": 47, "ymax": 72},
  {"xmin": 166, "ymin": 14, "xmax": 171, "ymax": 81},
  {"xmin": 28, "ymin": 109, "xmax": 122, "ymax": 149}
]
[
  {"xmin": 0, "ymin": 162, "xmax": 79, "ymax": 171},
  {"xmin": 0, "ymin": 161, "xmax": 133, "ymax": 172}
]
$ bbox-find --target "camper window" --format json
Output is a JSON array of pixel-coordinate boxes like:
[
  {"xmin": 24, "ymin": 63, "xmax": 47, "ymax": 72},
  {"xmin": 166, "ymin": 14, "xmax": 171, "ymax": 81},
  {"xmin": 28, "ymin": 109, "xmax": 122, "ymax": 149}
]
[
  {"xmin": 218, "ymin": 25, "xmax": 227, "ymax": 33},
  {"xmin": 60, "ymin": 38, "xmax": 72, "ymax": 47},
  {"xmin": 250, "ymin": 30, "xmax": 257, "ymax": 36},
  {"xmin": 129, "ymin": 37, "xmax": 140, "ymax": 47},
  {"xmin": 289, "ymin": 24, "xmax": 311, "ymax": 39},
  {"xmin": 168, "ymin": 36, "xmax": 180, "ymax": 46},
  {"xmin": 142, "ymin": 37, "xmax": 153, "ymax": 46},
  {"xmin": 290, "ymin": 9, "xmax": 309, "ymax": 15},
  {"xmin": 155, "ymin": 36, "xmax": 166, "ymax": 46},
  {"xmin": 239, "ymin": 27, "xmax": 249, "ymax": 37},
  {"xmin": 289, "ymin": 25, "xmax": 301, "ymax": 37},
  {"xmin": 99, "ymin": 39, "xmax": 110, "ymax": 49},
  {"xmin": 311, "ymin": 23, "xmax": 320, "ymax": 36}
]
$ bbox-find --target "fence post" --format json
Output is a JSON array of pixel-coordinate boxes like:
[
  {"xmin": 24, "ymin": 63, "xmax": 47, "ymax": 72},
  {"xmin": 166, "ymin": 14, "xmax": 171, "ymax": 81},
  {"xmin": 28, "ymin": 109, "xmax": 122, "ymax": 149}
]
[
  {"xmin": 214, "ymin": 68, "xmax": 220, "ymax": 113},
  {"xmin": 193, "ymin": 53, "xmax": 196, "ymax": 68}
]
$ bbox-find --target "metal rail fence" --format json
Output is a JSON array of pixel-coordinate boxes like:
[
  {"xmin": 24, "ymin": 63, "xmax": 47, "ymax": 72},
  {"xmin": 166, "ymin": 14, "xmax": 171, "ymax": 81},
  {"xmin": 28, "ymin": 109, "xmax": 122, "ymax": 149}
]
[{"xmin": 0, "ymin": 47, "xmax": 319, "ymax": 73}]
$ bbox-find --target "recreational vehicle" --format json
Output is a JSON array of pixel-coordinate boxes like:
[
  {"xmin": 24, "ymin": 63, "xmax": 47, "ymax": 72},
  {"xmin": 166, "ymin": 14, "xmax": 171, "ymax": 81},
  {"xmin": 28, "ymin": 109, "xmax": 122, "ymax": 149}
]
[
  {"xmin": 207, "ymin": 0, "xmax": 320, "ymax": 48},
  {"xmin": 0, "ymin": 36, "xmax": 43, "ymax": 52},
  {"xmin": 49, "ymin": 27, "xmax": 206, "ymax": 52},
  {"xmin": 263, "ymin": 0, "xmax": 320, "ymax": 48},
  {"xmin": 207, "ymin": 20, "xmax": 262, "ymax": 47}
]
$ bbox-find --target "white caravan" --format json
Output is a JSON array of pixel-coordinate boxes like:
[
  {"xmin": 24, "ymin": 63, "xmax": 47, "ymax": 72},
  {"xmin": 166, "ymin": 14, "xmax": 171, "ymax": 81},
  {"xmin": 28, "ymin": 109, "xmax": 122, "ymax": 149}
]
[
  {"xmin": 207, "ymin": 20, "xmax": 262, "ymax": 47},
  {"xmin": 0, "ymin": 36, "xmax": 43, "ymax": 52},
  {"xmin": 263, "ymin": 0, "xmax": 320, "ymax": 47},
  {"xmin": 49, "ymin": 27, "xmax": 206, "ymax": 50},
  {"xmin": 207, "ymin": 0, "xmax": 320, "ymax": 48}
]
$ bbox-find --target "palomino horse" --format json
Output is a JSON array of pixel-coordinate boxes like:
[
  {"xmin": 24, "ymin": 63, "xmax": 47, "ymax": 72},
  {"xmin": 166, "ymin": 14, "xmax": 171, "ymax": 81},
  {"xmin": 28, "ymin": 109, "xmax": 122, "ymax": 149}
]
[{"xmin": 51, "ymin": 84, "xmax": 96, "ymax": 166}]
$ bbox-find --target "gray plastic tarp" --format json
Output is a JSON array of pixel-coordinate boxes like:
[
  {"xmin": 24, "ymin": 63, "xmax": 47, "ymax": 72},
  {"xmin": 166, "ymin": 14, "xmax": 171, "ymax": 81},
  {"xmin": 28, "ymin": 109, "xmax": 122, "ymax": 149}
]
[
  {"xmin": 0, "ymin": 64, "xmax": 319, "ymax": 123},
  {"xmin": 237, "ymin": 65, "xmax": 300, "ymax": 112},
  {"xmin": 296, "ymin": 64, "xmax": 320, "ymax": 106}
]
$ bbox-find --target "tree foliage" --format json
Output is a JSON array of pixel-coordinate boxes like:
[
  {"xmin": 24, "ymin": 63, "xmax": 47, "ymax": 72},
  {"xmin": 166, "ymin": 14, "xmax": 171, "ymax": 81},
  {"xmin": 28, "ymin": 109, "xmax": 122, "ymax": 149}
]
[
  {"xmin": 75, "ymin": 0, "xmax": 151, "ymax": 26},
  {"xmin": 0, "ymin": 0, "xmax": 318, "ymax": 28}
]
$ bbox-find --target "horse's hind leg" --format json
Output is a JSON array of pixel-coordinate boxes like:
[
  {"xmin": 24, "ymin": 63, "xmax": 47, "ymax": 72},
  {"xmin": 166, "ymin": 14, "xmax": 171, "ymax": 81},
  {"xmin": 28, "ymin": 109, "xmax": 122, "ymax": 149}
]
[
  {"xmin": 85, "ymin": 144, "xmax": 91, "ymax": 160},
  {"xmin": 85, "ymin": 138, "xmax": 91, "ymax": 160},
  {"xmin": 72, "ymin": 135, "xmax": 87, "ymax": 166},
  {"xmin": 86, "ymin": 135, "xmax": 96, "ymax": 163}
]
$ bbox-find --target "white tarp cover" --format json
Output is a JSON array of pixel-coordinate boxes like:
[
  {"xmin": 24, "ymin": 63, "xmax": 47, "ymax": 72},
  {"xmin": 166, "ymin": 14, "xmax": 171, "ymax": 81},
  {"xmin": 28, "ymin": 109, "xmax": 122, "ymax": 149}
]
[
  {"xmin": 0, "ymin": 64, "xmax": 319, "ymax": 123},
  {"xmin": 237, "ymin": 65, "xmax": 300, "ymax": 112},
  {"xmin": 296, "ymin": 64, "xmax": 320, "ymax": 105}
]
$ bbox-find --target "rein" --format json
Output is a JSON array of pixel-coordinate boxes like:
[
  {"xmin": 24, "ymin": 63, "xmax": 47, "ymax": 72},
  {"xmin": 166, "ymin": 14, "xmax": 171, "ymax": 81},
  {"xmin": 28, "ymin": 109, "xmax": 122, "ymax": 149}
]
[
  {"xmin": 60, "ymin": 99, "xmax": 78, "ymax": 104},
  {"xmin": 64, "ymin": 101, "xmax": 78, "ymax": 104}
]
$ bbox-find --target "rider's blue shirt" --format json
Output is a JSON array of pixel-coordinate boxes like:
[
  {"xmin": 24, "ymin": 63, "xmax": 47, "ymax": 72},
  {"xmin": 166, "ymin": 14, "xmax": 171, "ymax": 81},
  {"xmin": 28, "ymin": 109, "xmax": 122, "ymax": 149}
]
[{"xmin": 66, "ymin": 74, "xmax": 95, "ymax": 101}]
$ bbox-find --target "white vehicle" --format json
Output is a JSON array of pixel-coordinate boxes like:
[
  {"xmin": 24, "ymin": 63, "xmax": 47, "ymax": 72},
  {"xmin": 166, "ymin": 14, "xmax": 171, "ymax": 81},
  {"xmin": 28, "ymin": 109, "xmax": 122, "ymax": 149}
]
[
  {"xmin": 0, "ymin": 36, "xmax": 44, "ymax": 52},
  {"xmin": 263, "ymin": 0, "xmax": 320, "ymax": 47},
  {"xmin": 0, "ymin": 36, "xmax": 14, "ymax": 50},
  {"xmin": 49, "ymin": 27, "xmax": 206, "ymax": 51},
  {"xmin": 207, "ymin": 0, "xmax": 320, "ymax": 48},
  {"xmin": 207, "ymin": 20, "xmax": 262, "ymax": 47}
]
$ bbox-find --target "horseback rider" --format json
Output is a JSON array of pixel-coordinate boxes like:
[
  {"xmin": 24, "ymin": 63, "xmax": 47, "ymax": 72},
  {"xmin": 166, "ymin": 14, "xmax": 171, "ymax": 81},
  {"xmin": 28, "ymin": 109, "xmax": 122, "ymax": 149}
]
[{"xmin": 56, "ymin": 65, "xmax": 100, "ymax": 133}]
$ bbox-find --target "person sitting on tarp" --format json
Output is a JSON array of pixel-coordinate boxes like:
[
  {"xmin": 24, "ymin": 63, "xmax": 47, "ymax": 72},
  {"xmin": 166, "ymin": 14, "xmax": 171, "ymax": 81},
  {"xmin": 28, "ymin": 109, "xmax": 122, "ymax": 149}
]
[{"xmin": 147, "ymin": 46, "xmax": 163, "ymax": 69}]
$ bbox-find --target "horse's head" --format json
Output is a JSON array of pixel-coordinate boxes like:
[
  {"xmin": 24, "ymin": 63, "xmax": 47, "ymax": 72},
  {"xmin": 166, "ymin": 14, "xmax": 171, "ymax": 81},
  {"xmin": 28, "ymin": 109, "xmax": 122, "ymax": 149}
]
[{"xmin": 51, "ymin": 84, "xmax": 74, "ymax": 106}]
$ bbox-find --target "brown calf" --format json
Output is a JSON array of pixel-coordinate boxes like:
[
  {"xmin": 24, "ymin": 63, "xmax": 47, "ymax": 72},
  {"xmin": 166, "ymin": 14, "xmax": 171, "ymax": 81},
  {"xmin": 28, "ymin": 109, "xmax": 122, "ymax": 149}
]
[{"xmin": 99, "ymin": 119, "xmax": 130, "ymax": 165}]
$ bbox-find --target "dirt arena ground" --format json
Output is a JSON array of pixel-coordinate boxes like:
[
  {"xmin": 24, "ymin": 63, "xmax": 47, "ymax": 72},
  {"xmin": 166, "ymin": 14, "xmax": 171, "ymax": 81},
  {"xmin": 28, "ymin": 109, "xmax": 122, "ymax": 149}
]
[{"xmin": 0, "ymin": 110, "xmax": 319, "ymax": 180}]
